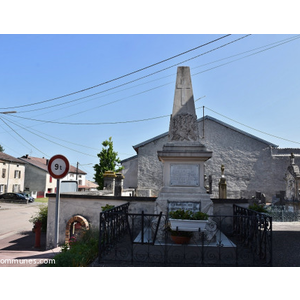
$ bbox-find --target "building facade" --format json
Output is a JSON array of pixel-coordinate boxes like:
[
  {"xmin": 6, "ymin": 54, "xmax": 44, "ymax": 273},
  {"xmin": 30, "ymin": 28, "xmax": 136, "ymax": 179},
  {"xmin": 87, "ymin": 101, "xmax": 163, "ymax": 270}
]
[
  {"xmin": 122, "ymin": 116, "xmax": 300, "ymax": 201},
  {"xmin": 19, "ymin": 155, "xmax": 87, "ymax": 197},
  {"xmin": 0, "ymin": 152, "xmax": 25, "ymax": 194}
]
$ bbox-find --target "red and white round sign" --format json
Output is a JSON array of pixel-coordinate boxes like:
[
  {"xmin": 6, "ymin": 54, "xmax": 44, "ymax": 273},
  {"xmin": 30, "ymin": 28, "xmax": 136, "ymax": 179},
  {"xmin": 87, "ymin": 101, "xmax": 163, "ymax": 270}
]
[{"xmin": 48, "ymin": 155, "xmax": 70, "ymax": 179}]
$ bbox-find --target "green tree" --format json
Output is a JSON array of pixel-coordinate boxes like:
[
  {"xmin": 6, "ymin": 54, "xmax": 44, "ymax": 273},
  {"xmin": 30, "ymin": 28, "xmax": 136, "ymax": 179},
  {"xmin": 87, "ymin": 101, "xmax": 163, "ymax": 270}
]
[
  {"xmin": 93, "ymin": 137, "xmax": 123, "ymax": 190},
  {"xmin": 0, "ymin": 144, "xmax": 4, "ymax": 152}
]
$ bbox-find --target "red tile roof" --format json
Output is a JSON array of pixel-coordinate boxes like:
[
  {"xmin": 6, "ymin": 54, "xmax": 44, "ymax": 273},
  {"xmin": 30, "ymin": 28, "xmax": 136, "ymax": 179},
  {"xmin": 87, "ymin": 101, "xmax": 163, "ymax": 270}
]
[
  {"xmin": 19, "ymin": 155, "xmax": 87, "ymax": 175},
  {"xmin": 0, "ymin": 152, "xmax": 25, "ymax": 164}
]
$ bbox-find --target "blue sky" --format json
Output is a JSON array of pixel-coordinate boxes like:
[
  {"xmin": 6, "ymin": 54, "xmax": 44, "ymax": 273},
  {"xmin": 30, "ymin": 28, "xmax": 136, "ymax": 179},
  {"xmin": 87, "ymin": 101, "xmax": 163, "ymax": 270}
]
[
  {"xmin": 1, "ymin": 0, "xmax": 299, "ymax": 289},
  {"xmin": 1, "ymin": 33, "xmax": 300, "ymax": 180}
]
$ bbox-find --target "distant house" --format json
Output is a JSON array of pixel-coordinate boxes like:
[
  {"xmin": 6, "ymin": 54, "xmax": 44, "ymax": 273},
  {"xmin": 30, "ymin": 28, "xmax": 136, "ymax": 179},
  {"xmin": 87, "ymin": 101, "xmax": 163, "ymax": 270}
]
[
  {"xmin": 0, "ymin": 152, "xmax": 25, "ymax": 194},
  {"xmin": 78, "ymin": 179, "xmax": 99, "ymax": 191},
  {"xmin": 19, "ymin": 155, "xmax": 87, "ymax": 198}
]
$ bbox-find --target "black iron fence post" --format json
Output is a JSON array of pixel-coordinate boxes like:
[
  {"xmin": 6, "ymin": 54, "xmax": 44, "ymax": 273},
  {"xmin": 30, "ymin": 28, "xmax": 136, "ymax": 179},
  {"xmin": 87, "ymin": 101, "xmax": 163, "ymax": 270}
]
[{"xmin": 98, "ymin": 202, "xmax": 130, "ymax": 263}]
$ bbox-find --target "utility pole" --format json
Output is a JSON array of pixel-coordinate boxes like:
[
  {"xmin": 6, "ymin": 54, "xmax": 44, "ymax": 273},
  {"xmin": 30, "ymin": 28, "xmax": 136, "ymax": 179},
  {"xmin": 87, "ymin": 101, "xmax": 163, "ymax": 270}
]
[
  {"xmin": 202, "ymin": 106, "xmax": 205, "ymax": 139},
  {"xmin": 76, "ymin": 162, "xmax": 79, "ymax": 181}
]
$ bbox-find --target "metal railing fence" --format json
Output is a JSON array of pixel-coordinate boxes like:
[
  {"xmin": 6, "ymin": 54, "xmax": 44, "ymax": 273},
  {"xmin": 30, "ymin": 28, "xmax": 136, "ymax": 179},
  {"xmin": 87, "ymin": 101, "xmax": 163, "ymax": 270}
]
[
  {"xmin": 98, "ymin": 204, "xmax": 272, "ymax": 266},
  {"xmin": 233, "ymin": 204, "xmax": 272, "ymax": 265}
]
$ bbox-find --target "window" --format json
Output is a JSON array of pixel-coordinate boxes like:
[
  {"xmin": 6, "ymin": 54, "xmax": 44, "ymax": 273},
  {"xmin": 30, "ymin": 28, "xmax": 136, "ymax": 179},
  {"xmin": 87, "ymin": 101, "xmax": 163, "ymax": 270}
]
[
  {"xmin": 2, "ymin": 169, "xmax": 6, "ymax": 178},
  {"xmin": 14, "ymin": 170, "xmax": 21, "ymax": 178},
  {"xmin": 0, "ymin": 184, "xmax": 6, "ymax": 193},
  {"xmin": 13, "ymin": 184, "xmax": 20, "ymax": 192}
]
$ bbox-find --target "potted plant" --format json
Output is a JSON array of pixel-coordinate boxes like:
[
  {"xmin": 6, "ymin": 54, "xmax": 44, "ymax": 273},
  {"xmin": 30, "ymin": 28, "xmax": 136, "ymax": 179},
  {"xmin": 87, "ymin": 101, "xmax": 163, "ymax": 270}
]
[
  {"xmin": 169, "ymin": 209, "xmax": 209, "ymax": 232},
  {"xmin": 169, "ymin": 229, "xmax": 193, "ymax": 245}
]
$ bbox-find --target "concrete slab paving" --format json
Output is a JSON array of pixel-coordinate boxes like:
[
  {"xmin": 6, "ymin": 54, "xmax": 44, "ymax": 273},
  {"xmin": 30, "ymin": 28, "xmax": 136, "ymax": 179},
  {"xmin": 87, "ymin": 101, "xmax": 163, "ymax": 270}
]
[{"xmin": 0, "ymin": 231, "xmax": 60, "ymax": 267}]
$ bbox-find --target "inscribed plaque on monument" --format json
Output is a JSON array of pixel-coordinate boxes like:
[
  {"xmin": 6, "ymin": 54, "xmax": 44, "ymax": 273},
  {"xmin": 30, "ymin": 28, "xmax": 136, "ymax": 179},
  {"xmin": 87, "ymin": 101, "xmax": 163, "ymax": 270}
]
[{"xmin": 170, "ymin": 164, "xmax": 199, "ymax": 186}]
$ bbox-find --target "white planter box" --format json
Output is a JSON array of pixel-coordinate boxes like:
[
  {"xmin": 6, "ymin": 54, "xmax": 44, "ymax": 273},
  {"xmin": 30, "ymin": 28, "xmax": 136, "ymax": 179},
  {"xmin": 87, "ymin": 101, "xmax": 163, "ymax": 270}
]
[{"xmin": 169, "ymin": 219, "xmax": 208, "ymax": 232}]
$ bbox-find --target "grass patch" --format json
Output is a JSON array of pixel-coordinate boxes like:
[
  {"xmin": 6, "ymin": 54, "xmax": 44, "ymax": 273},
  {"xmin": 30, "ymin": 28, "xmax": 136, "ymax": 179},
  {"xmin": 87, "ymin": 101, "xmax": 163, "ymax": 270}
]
[
  {"xmin": 48, "ymin": 230, "xmax": 99, "ymax": 267},
  {"xmin": 34, "ymin": 197, "xmax": 48, "ymax": 203}
]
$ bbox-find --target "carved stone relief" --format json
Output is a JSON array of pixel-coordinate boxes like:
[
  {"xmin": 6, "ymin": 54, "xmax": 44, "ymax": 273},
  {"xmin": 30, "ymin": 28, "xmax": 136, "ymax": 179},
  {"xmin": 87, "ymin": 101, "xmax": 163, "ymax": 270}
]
[{"xmin": 168, "ymin": 113, "xmax": 199, "ymax": 142}]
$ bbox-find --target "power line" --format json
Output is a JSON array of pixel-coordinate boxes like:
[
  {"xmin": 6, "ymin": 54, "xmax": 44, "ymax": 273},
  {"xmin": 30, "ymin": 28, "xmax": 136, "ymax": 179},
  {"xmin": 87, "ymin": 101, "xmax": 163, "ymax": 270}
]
[
  {"xmin": 1, "ymin": 116, "xmax": 96, "ymax": 157},
  {"xmin": 8, "ymin": 111, "xmax": 171, "ymax": 125},
  {"xmin": 12, "ymin": 35, "xmax": 254, "ymax": 123},
  {"xmin": 0, "ymin": 122, "xmax": 31, "ymax": 153},
  {"xmin": 202, "ymin": 106, "xmax": 300, "ymax": 146},
  {"xmin": 15, "ymin": 33, "xmax": 299, "ymax": 122},
  {"xmin": 4, "ymin": 116, "xmax": 100, "ymax": 151},
  {"xmin": 193, "ymin": 35, "xmax": 300, "ymax": 77},
  {"xmin": 0, "ymin": 34, "xmax": 232, "ymax": 110},
  {"xmin": 10, "ymin": 34, "xmax": 299, "ymax": 124},
  {"xmin": 15, "ymin": 34, "xmax": 249, "ymax": 115},
  {"xmin": 191, "ymin": 34, "xmax": 300, "ymax": 72},
  {"xmin": 0, "ymin": 117, "xmax": 49, "ymax": 157}
]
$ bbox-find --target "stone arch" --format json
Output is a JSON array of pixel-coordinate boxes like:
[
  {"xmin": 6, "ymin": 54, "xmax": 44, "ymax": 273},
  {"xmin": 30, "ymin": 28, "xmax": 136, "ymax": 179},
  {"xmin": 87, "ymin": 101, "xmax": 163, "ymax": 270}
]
[{"xmin": 65, "ymin": 215, "xmax": 90, "ymax": 244}]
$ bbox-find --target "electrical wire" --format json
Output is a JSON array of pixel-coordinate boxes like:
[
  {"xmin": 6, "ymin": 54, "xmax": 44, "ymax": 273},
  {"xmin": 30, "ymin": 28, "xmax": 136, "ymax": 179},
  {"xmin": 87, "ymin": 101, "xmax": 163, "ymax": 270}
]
[
  {"xmin": 0, "ymin": 34, "xmax": 232, "ymax": 110},
  {"xmin": 2, "ymin": 35, "xmax": 300, "ymax": 156},
  {"xmin": 7, "ymin": 111, "xmax": 171, "ymax": 125},
  {"xmin": 1, "ymin": 116, "xmax": 96, "ymax": 157},
  {"xmin": 0, "ymin": 117, "xmax": 49, "ymax": 157},
  {"xmin": 14, "ymin": 34, "xmax": 299, "ymax": 123},
  {"xmin": 202, "ymin": 106, "xmax": 300, "ymax": 146},
  {"xmin": 193, "ymin": 35, "xmax": 300, "ymax": 77},
  {"xmin": 8, "ymin": 33, "xmax": 299, "ymax": 124},
  {"xmin": 191, "ymin": 34, "xmax": 300, "ymax": 72},
  {"xmin": 15, "ymin": 34, "xmax": 249, "ymax": 115},
  {"xmin": 0, "ymin": 115, "xmax": 100, "ymax": 151}
]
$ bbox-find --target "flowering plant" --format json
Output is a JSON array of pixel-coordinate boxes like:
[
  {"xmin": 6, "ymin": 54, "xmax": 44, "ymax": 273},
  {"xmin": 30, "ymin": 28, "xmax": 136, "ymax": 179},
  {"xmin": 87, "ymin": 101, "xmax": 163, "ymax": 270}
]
[{"xmin": 169, "ymin": 209, "xmax": 208, "ymax": 220}]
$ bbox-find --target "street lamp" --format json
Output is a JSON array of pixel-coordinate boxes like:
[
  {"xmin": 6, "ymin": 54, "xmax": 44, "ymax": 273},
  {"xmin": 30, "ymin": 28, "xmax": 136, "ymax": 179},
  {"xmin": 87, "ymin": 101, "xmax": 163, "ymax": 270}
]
[{"xmin": 0, "ymin": 111, "xmax": 17, "ymax": 114}]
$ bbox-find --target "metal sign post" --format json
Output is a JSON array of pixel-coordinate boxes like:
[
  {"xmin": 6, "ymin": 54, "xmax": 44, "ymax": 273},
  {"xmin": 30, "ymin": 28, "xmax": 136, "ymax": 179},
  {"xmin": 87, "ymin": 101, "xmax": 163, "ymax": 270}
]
[
  {"xmin": 54, "ymin": 179, "xmax": 60, "ymax": 247},
  {"xmin": 48, "ymin": 155, "xmax": 70, "ymax": 248}
]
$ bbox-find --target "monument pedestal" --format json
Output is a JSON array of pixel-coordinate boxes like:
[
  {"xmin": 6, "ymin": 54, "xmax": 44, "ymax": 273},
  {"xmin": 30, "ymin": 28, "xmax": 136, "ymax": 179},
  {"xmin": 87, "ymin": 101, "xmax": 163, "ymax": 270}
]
[{"xmin": 156, "ymin": 142, "xmax": 213, "ymax": 215}]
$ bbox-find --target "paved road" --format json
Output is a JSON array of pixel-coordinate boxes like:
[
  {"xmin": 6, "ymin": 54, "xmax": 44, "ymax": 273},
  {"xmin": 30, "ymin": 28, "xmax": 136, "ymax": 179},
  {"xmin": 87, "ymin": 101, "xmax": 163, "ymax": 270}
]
[
  {"xmin": 0, "ymin": 202, "xmax": 41, "ymax": 238},
  {"xmin": 0, "ymin": 202, "xmax": 60, "ymax": 267}
]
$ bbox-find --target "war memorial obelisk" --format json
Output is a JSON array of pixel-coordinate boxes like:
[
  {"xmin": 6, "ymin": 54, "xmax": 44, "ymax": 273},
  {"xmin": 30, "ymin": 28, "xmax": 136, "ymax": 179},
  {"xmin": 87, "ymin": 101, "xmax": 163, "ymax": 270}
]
[{"xmin": 155, "ymin": 66, "xmax": 213, "ymax": 215}]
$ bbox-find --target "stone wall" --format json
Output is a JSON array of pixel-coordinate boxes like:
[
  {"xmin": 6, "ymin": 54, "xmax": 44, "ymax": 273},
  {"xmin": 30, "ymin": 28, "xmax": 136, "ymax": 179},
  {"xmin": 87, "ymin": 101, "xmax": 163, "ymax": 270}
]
[
  {"xmin": 46, "ymin": 193, "xmax": 156, "ymax": 249},
  {"xmin": 136, "ymin": 136, "xmax": 166, "ymax": 196},
  {"xmin": 24, "ymin": 164, "xmax": 47, "ymax": 195},
  {"xmin": 201, "ymin": 118, "xmax": 281, "ymax": 200},
  {"xmin": 123, "ymin": 116, "xmax": 300, "ymax": 202},
  {"xmin": 122, "ymin": 155, "xmax": 138, "ymax": 189}
]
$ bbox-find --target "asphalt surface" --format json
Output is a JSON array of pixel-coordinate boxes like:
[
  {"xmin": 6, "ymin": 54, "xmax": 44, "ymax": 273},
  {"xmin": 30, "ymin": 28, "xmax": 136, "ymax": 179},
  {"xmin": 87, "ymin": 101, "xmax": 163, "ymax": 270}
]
[
  {"xmin": 0, "ymin": 202, "xmax": 60, "ymax": 267},
  {"xmin": 271, "ymin": 222, "xmax": 300, "ymax": 267}
]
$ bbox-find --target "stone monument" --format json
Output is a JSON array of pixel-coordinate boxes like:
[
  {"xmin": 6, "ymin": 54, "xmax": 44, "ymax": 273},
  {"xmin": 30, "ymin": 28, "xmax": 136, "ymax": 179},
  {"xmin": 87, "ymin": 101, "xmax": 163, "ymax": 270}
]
[
  {"xmin": 218, "ymin": 165, "xmax": 227, "ymax": 199},
  {"xmin": 155, "ymin": 66, "xmax": 213, "ymax": 215},
  {"xmin": 285, "ymin": 153, "xmax": 300, "ymax": 200}
]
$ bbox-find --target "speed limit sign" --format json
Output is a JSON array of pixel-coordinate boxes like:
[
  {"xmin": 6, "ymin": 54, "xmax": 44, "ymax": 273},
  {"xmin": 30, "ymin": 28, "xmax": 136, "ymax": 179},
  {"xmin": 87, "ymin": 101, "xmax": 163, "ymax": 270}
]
[{"xmin": 48, "ymin": 154, "xmax": 70, "ymax": 179}]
